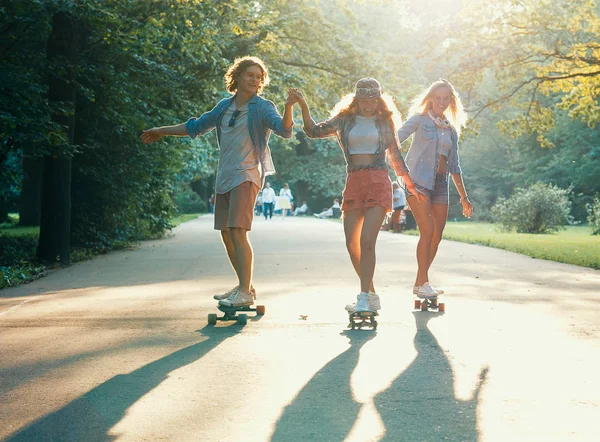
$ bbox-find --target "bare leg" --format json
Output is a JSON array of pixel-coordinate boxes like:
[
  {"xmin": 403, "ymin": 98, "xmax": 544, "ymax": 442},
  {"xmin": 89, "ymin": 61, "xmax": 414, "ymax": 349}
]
[
  {"xmin": 429, "ymin": 203, "xmax": 449, "ymax": 266},
  {"xmin": 407, "ymin": 195, "xmax": 434, "ymax": 287},
  {"xmin": 221, "ymin": 230, "xmax": 241, "ymax": 280},
  {"xmin": 344, "ymin": 209, "xmax": 375, "ymax": 293},
  {"xmin": 358, "ymin": 206, "xmax": 387, "ymax": 293},
  {"xmin": 228, "ymin": 227, "xmax": 253, "ymax": 294}
]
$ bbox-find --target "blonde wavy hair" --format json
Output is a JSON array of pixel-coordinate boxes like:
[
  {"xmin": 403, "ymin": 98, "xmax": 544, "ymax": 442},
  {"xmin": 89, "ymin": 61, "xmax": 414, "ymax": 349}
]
[
  {"xmin": 330, "ymin": 92, "xmax": 403, "ymax": 132},
  {"xmin": 408, "ymin": 79, "xmax": 467, "ymax": 136},
  {"xmin": 224, "ymin": 56, "xmax": 270, "ymax": 94}
]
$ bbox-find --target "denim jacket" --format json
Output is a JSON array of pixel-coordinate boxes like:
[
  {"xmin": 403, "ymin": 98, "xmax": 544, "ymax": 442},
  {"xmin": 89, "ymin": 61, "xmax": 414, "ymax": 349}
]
[
  {"xmin": 185, "ymin": 94, "xmax": 293, "ymax": 177},
  {"xmin": 302, "ymin": 113, "xmax": 408, "ymax": 175},
  {"xmin": 397, "ymin": 114, "xmax": 462, "ymax": 190}
]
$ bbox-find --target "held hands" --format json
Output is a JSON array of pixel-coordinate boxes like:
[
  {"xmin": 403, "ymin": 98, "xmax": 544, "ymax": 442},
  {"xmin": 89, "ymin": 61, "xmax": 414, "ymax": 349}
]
[
  {"xmin": 140, "ymin": 128, "xmax": 164, "ymax": 144},
  {"xmin": 288, "ymin": 88, "xmax": 307, "ymax": 107},
  {"xmin": 461, "ymin": 197, "xmax": 473, "ymax": 218},
  {"xmin": 286, "ymin": 88, "xmax": 298, "ymax": 107}
]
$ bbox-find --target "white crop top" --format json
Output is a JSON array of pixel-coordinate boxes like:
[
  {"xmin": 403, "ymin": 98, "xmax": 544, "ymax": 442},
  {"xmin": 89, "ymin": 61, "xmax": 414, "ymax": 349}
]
[
  {"xmin": 348, "ymin": 116, "xmax": 379, "ymax": 155},
  {"xmin": 438, "ymin": 129, "xmax": 452, "ymax": 158}
]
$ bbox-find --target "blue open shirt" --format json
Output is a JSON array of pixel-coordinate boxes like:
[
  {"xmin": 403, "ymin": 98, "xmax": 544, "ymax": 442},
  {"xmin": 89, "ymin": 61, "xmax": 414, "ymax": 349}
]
[
  {"xmin": 397, "ymin": 114, "xmax": 462, "ymax": 191},
  {"xmin": 185, "ymin": 94, "xmax": 293, "ymax": 177}
]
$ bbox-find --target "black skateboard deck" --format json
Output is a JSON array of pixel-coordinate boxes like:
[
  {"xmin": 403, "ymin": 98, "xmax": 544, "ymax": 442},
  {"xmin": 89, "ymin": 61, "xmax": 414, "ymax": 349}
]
[
  {"xmin": 348, "ymin": 310, "xmax": 378, "ymax": 330},
  {"xmin": 208, "ymin": 304, "xmax": 265, "ymax": 325}
]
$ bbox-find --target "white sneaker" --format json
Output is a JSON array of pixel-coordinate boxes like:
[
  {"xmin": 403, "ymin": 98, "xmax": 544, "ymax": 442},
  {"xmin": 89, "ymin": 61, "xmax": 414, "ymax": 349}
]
[
  {"xmin": 214, "ymin": 286, "xmax": 256, "ymax": 300},
  {"xmin": 417, "ymin": 282, "xmax": 439, "ymax": 299},
  {"xmin": 413, "ymin": 285, "xmax": 444, "ymax": 295},
  {"xmin": 345, "ymin": 292, "xmax": 380, "ymax": 312},
  {"xmin": 218, "ymin": 288, "xmax": 254, "ymax": 307}
]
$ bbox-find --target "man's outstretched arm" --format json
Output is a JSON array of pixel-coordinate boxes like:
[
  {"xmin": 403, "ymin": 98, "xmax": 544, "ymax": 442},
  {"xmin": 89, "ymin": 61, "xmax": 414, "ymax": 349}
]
[{"xmin": 140, "ymin": 123, "xmax": 188, "ymax": 144}]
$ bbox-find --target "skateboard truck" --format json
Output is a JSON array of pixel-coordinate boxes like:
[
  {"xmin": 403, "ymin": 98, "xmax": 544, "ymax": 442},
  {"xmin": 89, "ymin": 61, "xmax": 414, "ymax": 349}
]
[
  {"xmin": 208, "ymin": 304, "xmax": 265, "ymax": 325},
  {"xmin": 414, "ymin": 298, "xmax": 445, "ymax": 312},
  {"xmin": 348, "ymin": 311, "xmax": 378, "ymax": 330}
]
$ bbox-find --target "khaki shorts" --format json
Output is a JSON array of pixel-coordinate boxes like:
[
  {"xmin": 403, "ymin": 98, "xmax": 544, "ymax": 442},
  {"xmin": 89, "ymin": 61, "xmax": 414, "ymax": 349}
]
[{"xmin": 214, "ymin": 181, "xmax": 260, "ymax": 231}]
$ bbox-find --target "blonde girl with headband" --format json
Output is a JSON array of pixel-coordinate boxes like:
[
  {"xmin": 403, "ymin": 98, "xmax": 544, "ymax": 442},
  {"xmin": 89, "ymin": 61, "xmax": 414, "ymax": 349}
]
[
  {"xmin": 397, "ymin": 79, "xmax": 473, "ymax": 299},
  {"xmin": 290, "ymin": 79, "xmax": 423, "ymax": 314}
]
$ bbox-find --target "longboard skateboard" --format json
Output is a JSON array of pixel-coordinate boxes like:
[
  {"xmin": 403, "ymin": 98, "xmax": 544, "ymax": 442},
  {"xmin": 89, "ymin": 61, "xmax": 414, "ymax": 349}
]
[
  {"xmin": 414, "ymin": 297, "xmax": 445, "ymax": 312},
  {"xmin": 208, "ymin": 304, "xmax": 265, "ymax": 325},
  {"xmin": 348, "ymin": 311, "xmax": 378, "ymax": 330}
]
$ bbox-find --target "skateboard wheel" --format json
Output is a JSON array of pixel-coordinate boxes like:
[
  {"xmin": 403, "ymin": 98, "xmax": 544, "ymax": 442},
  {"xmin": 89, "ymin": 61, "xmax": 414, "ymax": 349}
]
[
  {"xmin": 237, "ymin": 314, "xmax": 248, "ymax": 325},
  {"xmin": 414, "ymin": 300, "xmax": 421, "ymax": 309},
  {"xmin": 373, "ymin": 320, "xmax": 378, "ymax": 329},
  {"xmin": 421, "ymin": 302, "xmax": 428, "ymax": 311},
  {"xmin": 439, "ymin": 303, "xmax": 445, "ymax": 312},
  {"xmin": 208, "ymin": 313, "xmax": 217, "ymax": 325},
  {"xmin": 256, "ymin": 305, "xmax": 266, "ymax": 315}
]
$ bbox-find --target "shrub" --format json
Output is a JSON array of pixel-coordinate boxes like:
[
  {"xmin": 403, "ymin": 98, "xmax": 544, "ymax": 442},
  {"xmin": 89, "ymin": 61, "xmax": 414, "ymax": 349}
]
[
  {"xmin": 173, "ymin": 185, "xmax": 207, "ymax": 214},
  {"xmin": 491, "ymin": 182, "xmax": 571, "ymax": 233},
  {"xmin": 586, "ymin": 196, "xmax": 600, "ymax": 235}
]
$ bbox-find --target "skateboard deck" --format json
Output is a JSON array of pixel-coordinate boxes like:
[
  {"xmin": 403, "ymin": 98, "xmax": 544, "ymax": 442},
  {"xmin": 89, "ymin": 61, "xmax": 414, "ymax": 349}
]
[
  {"xmin": 208, "ymin": 304, "xmax": 265, "ymax": 325},
  {"xmin": 348, "ymin": 310, "xmax": 378, "ymax": 330},
  {"xmin": 414, "ymin": 297, "xmax": 445, "ymax": 312}
]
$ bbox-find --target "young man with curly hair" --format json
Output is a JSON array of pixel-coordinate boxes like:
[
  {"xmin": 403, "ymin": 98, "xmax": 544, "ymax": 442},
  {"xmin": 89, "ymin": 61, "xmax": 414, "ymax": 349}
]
[{"xmin": 142, "ymin": 56, "xmax": 295, "ymax": 307}]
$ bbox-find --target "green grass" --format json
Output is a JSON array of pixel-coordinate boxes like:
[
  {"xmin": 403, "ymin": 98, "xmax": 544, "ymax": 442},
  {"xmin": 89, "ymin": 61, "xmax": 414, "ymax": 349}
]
[
  {"xmin": 0, "ymin": 213, "xmax": 39, "ymax": 237},
  {"xmin": 402, "ymin": 222, "xmax": 600, "ymax": 269},
  {"xmin": 170, "ymin": 213, "xmax": 201, "ymax": 227}
]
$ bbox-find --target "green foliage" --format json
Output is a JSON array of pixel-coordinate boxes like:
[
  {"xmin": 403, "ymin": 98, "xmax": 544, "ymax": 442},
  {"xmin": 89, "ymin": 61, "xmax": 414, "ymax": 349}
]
[
  {"xmin": 173, "ymin": 185, "xmax": 207, "ymax": 214},
  {"xmin": 491, "ymin": 182, "xmax": 572, "ymax": 234},
  {"xmin": 586, "ymin": 196, "xmax": 600, "ymax": 235},
  {"xmin": 0, "ymin": 234, "xmax": 45, "ymax": 289}
]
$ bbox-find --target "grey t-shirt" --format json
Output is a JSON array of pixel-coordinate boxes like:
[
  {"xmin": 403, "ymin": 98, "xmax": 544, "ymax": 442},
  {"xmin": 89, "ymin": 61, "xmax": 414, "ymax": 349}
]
[{"xmin": 215, "ymin": 103, "xmax": 262, "ymax": 194}]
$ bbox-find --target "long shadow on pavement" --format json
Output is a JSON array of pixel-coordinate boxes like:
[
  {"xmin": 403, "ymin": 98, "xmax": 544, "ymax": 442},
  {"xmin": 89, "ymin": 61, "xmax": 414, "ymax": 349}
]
[
  {"xmin": 6, "ymin": 325, "xmax": 240, "ymax": 442},
  {"xmin": 374, "ymin": 312, "xmax": 488, "ymax": 441},
  {"xmin": 270, "ymin": 330, "xmax": 376, "ymax": 442}
]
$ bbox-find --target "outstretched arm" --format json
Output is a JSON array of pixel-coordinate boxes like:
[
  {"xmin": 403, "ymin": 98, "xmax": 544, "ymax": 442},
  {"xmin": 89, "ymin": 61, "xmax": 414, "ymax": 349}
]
[
  {"xmin": 289, "ymin": 88, "xmax": 337, "ymax": 138},
  {"xmin": 140, "ymin": 123, "xmax": 188, "ymax": 144}
]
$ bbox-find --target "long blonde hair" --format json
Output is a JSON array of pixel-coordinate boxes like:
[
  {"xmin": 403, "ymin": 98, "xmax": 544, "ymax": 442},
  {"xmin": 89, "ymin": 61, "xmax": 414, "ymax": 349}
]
[
  {"xmin": 408, "ymin": 79, "xmax": 467, "ymax": 136},
  {"xmin": 330, "ymin": 92, "xmax": 403, "ymax": 131}
]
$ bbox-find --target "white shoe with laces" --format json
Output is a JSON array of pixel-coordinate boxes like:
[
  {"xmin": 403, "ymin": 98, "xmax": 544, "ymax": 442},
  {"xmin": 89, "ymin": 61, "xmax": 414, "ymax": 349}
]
[
  {"xmin": 345, "ymin": 292, "xmax": 380, "ymax": 313},
  {"xmin": 413, "ymin": 285, "xmax": 444, "ymax": 295},
  {"xmin": 417, "ymin": 282, "xmax": 439, "ymax": 299},
  {"xmin": 214, "ymin": 286, "xmax": 256, "ymax": 300},
  {"xmin": 218, "ymin": 288, "xmax": 254, "ymax": 307}
]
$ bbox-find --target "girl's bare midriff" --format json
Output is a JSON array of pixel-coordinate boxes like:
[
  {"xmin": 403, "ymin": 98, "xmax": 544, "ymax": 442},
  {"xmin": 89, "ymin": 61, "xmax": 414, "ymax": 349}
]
[
  {"xmin": 350, "ymin": 153, "xmax": 377, "ymax": 167},
  {"xmin": 436, "ymin": 154, "xmax": 448, "ymax": 175}
]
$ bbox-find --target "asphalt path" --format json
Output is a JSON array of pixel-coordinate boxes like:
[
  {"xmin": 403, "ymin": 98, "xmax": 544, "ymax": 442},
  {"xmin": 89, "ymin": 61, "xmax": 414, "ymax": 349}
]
[{"xmin": 1, "ymin": 215, "xmax": 599, "ymax": 441}]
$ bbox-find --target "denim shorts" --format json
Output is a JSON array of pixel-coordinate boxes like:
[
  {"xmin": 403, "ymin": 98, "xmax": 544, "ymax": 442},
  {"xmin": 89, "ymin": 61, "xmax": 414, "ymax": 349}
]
[{"xmin": 405, "ymin": 174, "xmax": 449, "ymax": 205}]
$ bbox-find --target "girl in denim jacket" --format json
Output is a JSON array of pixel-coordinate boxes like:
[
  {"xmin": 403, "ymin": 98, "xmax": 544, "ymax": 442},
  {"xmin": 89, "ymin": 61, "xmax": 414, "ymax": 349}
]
[
  {"xmin": 290, "ymin": 79, "xmax": 422, "ymax": 314},
  {"xmin": 397, "ymin": 79, "xmax": 473, "ymax": 299}
]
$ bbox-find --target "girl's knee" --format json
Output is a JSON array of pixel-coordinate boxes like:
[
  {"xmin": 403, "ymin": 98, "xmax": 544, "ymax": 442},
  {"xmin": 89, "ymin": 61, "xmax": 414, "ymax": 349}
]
[{"xmin": 360, "ymin": 238, "xmax": 377, "ymax": 252}]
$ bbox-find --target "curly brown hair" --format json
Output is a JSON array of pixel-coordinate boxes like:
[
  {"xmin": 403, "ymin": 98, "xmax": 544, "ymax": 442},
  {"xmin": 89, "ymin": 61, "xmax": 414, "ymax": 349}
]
[{"xmin": 224, "ymin": 56, "xmax": 270, "ymax": 94}]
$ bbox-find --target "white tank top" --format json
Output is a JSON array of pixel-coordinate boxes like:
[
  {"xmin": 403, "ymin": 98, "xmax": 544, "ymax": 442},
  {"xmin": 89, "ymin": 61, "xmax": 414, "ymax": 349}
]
[
  {"xmin": 348, "ymin": 116, "xmax": 379, "ymax": 155},
  {"xmin": 438, "ymin": 129, "xmax": 452, "ymax": 158}
]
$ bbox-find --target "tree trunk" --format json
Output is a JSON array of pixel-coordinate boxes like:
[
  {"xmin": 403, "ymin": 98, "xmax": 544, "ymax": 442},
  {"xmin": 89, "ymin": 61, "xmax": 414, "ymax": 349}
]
[
  {"xmin": 37, "ymin": 12, "xmax": 80, "ymax": 264},
  {"xmin": 19, "ymin": 151, "xmax": 44, "ymax": 226}
]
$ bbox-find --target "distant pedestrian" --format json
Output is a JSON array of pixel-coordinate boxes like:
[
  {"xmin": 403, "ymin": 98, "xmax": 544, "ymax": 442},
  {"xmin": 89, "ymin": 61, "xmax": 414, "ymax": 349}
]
[
  {"xmin": 279, "ymin": 183, "xmax": 293, "ymax": 219},
  {"xmin": 293, "ymin": 201, "xmax": 309, "ymax": 216},
  {"xmin": 209, "ymin": 193, "xmax": 215, "ymax": 214},
  {"xmin": 391, "ymin": 182, "xmax": 406, "ymax": 233},
  {"xmin": 314, "ymin": 198, "xmax": 341, "ymax": 219},
  {"xmin": 262, "ymin": 182, "xmax": 276, "ymax": 219}
]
